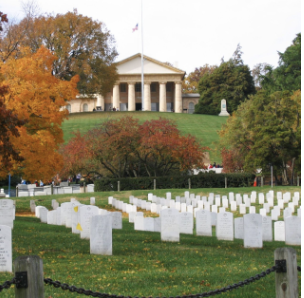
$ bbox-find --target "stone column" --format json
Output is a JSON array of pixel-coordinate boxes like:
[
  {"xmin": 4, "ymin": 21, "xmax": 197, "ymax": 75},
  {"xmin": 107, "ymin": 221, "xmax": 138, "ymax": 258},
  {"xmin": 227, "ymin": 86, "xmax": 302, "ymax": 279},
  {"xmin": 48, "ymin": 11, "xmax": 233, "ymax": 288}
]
[
  {"xmin": 128, "ymin": 83, "xmax": 135, "ymax": 111},
  {"xmin": 144, "ymin": 82, "xmax": 151, "ymax": 111},
  {"xmin": 159, "ymin": 82, "xmax": 167, "ymax": 112},
  {"xmin": 174, "ymin": 82, "xmax": 182, "ymax": 113},
  {"xmin": 96, "ymin": 94, "xmax": 104, "ymax": 109},
  {"xmin": 113, "ymin": 84, "xmax": 120, "ymax": 110}
]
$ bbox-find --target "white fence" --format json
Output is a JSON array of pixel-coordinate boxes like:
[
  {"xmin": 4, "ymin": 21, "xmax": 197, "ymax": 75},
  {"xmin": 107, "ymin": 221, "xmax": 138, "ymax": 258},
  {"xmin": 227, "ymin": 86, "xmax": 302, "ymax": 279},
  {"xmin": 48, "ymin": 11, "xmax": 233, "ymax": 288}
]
[{"xmin": 16, "ymin": 184, "xmax": 95, "ymax": 197}]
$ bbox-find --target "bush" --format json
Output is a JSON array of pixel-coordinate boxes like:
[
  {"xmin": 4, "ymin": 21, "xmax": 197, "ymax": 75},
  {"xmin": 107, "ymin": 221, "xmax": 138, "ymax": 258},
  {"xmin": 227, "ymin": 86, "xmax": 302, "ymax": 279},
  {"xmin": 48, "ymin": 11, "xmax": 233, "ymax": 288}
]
[{"xmin": 94, "ymin": 173, "xmax": 256, "ymax": 192}]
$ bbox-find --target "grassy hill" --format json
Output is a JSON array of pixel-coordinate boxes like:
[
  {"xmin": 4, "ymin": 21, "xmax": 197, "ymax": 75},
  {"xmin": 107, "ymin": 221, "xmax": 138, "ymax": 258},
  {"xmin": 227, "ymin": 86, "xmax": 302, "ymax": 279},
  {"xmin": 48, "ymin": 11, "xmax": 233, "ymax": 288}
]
[{"xmin": 61, "ymin": 111, "xmax": 228, "ymax": 163}]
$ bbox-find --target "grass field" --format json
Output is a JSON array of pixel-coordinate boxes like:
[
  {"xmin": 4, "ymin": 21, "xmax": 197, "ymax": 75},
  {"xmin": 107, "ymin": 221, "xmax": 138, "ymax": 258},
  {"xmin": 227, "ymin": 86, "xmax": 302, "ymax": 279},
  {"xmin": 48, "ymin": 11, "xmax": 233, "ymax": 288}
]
[
  {"xmin": 61, "ymin": 112, "xmax": 228, "ymax": 163},
  {"xmin": 0, "ymin": 186, "xmax": 301, "ymax": 298}
]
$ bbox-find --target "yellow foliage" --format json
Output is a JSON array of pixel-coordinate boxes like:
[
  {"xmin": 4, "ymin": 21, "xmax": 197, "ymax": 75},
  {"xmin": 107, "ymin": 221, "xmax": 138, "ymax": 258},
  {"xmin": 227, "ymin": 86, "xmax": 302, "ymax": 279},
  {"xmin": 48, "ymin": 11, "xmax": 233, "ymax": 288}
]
[{"xmin": 0, "ymin": 46, "xmax": 79, "ymax": 180}]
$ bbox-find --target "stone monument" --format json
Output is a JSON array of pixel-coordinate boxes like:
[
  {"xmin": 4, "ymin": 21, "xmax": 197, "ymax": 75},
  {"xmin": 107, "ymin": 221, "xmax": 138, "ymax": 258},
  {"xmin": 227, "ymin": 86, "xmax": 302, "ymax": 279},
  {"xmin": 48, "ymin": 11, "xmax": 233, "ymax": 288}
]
[{"xmin": 218, "ymin": 99, "xmax": 230, "ymax": 116}]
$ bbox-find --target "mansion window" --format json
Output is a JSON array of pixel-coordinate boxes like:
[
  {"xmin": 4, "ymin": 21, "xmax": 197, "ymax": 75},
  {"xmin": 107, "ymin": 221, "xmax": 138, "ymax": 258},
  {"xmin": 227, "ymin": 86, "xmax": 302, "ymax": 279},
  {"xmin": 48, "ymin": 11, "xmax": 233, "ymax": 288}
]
[
  {"xmin": 120, "ymin": 83, "xmax": 127, "ymax": 92},
  {"xmin": 135, "ymin": 83, "xmax": 142, "ymax": 92},
  {"xmin": 150, "ymin": 83, "xmax": 157, "ymax": 92},
  {"xmin": 166, "ymin": 83, "xmax": 172, "ymax": 92}
]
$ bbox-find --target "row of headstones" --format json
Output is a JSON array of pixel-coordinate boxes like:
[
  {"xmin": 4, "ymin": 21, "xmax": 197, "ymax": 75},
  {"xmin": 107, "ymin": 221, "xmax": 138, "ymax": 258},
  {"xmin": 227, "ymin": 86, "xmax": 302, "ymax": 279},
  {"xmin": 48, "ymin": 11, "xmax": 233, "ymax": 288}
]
[
  {"xmin": 147, "ymin": 190, "xmax": 300, "ymax": 203},
  {"xmin": 108, "ymin": 196, "xmax": 301, "ymax": 245},
  {"xmin": 35, "ymin": 199, "xmax": 123, "ymax": 256},
  {"xmin": 129, "ymin": 209, "xmax": 301, "ymax": 245},
  {"xmin": 0, "ymin": 198, "xmax": 114, "ymax": 273},
  {"xmin": 109, "ymin": 191, "xmax": 301, "ymax": 222}
]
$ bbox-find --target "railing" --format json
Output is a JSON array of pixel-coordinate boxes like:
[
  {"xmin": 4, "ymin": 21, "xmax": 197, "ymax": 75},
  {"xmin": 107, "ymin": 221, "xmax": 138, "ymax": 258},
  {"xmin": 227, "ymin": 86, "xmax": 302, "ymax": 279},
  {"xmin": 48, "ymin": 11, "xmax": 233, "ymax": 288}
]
[
  {"xmin": 0, "ymin": 247, "xmax": 300, "ymax": 297},
  {"xmin": 16, "ymin": 183, "xmax": 95, "ymax": 197}
]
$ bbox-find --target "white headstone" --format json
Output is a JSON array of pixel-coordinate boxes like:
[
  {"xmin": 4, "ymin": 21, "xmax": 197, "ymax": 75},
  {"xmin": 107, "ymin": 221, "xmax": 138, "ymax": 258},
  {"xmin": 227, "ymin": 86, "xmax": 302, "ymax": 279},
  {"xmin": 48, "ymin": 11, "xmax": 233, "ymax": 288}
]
[
  {"xmin": 288, "ymin": 202, "xmax": 295, "ymax": 213},
  {"xmin": 79, "ymin": 205, "xmax": 99, "ymax": 239},
  {"xmin": 111, "ymin": 212, "xmax": 122, "ymax": 229},
  {"xmin": 187, "ymin": 205, "xmax": 193, "ymax": 214},
  {"xmin": 258, "ymin": 193, "xmax": 264, "ymax": 204},
  {"xmin": 222, "ymin": 198, "xmax": 228, "ymax": 208},
  {"xmin": 0, "ymin": 225, "xmax": 12, "ymax": 272},
  {"xmin": 274, "ymin": 221, "xmax": 285, "ymax": 241},
  {"xmin": 196, "ymin": 210, "xmax": 212, "ymax": 236},
  {"xmin": 61, "ymin": 202, "xmax": 73, "ymax": 227},
  {"xmin": 211, "ymin": 212, "xmax": 217, "ymax": 226},
  {"xmin": 144, "ymin": 217, "xmax": 155, "ymax": 232},
  {"xmin": 283, "ymin": 207, "xmax": 293, "ymax": 220},
  {"xmin": 56, "ymin": 207, "xmax": 62, "ymax": 225},
  {"xmin": 179, "ymin": 212, "xmax": 193, "ymax": 234},
  {"xmin": 230, "ymin": 201, "xmax": 237, "ymax": 211},
  {"xmin": 216, "ymin": 212, "xmax": 233, "ymax": 241},
  {"xmin": 181, "ymin": 203, "xmax": 187, "ymax": 213},
  {"xmin": 40, "ymin": 207, "xmax": 48, "ymax": 223},
  {"xmin": 71, "ymin": 203, "xmax": 83, "ymax": 234},
  {"xmin": 90, "ymin": 214, "xmax": 112, "ymax": 255},
  {"xmin": 278, "ymin": 199, "xmax": 284, "ymax": 209},
  {"xmin": 160, "ymin": 209, "xmax": 180, "ymax": 242},
  {"xmin": 151, "ymin": 203, "xmax": 157, "ymax": 213},
  {"xmin": 271, "ymin": 209, "xmax": 279, "ymax": 221},
  {"xmin": 46, "ymin": 210, "xmax": 55, "ymax": 224},
  {"xmin": 134, "ymin": 212, "xmax": 144, "ymax": 231},
  {"xmin": 285, "ymin": 216, "xmax": 301, "ymax": 245},
  {"xmin": 259, "ymin": 208, "xmax": 266, "ymax": 217},
  {"xmin": 239, "ymin": 204, "xmax": 246, "ymax": 215},
  {"xmin": 204, "ymin": 202, "xmax": 210, "ymax": 212},
  {"xmin": 243, "ymin": 214, "xmax": 263, "ymax": 248},
  {"xmin": 215, "ymin": 196, "xmax": 221, "ymax": 206},
  {"xmin": 154, "ymin": 217, "xmax": 161, "ymax": 232},
  {"xmin": 234, "ymin": 217, "xmax": 244, "ymax": 239},
  {"xmin": 262, "ymin": 216, "xmax": 273, "ymax": 242},
  {"xmin": 90, "ymin": 197, "xmax": 96, "ymax": 205},
  {"xmin": 249, "ymin": 206, "xmax": 256, "ymax": 214},
  {"xmin": 128, "ymin": 212, "xmax": 136, "ymax": 223},
  {"xmin": 228, "ymin": 192, "xmax": 234, "ymax": 203},
  {"xmin": 0, "ymin": 207, "xmax": 14, "ymax": 228},
  {"xmin": 263, "ymin": 203, "xmax": 270, "ymax": 213}
]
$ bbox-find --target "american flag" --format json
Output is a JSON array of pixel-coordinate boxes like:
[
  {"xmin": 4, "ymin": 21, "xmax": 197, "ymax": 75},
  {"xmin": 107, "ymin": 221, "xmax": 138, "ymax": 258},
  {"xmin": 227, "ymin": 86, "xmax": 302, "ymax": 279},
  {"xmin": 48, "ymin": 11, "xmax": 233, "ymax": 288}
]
[{"xmin": 132, "ymin": 23, "xmax": 138, "ymax": 32}]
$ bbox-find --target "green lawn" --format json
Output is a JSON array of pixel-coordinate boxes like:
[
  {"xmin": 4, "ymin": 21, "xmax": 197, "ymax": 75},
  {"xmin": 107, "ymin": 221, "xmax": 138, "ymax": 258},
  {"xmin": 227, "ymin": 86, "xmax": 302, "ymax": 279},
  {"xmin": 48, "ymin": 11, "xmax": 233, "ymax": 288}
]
[
  {"xmin": 0, "ymin": 186, "xmax": 301, "ymax": 298},
  {"xmin": 61, "ymin": 112, "xmax": 228, "ymax": 163}
]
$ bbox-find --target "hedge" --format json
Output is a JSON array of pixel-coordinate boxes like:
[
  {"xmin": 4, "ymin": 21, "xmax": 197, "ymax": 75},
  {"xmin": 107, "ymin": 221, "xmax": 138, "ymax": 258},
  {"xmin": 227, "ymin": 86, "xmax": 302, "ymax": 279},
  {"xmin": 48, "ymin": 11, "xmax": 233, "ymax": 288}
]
[{"xmin": 94, "ymin": 172, "xmax": 256, "ymax": 192}]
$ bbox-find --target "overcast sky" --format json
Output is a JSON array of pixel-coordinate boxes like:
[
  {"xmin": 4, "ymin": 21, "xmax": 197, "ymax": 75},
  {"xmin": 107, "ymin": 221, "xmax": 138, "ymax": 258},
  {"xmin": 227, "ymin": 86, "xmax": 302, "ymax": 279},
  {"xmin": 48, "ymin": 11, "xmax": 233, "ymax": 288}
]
[{"xmin": 1, "ymin": 0, "xmax": 301, "ymax": 74}]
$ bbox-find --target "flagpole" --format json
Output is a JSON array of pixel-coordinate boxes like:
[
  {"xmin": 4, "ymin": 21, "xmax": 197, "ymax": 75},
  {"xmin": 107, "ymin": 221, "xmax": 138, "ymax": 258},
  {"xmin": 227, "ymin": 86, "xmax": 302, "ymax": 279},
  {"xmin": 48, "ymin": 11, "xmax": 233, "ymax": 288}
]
[{"xmin": 141, "ymin": 0, "xmax": 144, "ymax": 111}]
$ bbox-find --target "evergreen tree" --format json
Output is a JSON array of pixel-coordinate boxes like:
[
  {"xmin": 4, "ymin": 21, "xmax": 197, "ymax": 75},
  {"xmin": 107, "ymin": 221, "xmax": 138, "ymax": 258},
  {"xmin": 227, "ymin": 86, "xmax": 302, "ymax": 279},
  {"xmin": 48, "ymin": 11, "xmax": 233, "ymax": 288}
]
[{"xmin": 194, "ymin": 45, "xmax": 255, "ymax": 115}]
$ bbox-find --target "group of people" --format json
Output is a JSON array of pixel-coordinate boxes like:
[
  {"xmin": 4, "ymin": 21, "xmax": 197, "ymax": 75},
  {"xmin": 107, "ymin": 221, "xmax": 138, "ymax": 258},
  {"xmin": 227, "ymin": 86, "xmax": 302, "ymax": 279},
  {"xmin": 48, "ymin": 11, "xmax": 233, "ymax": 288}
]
[
  {"xmin": 92, "ymin": 107, "xmax": 119, "ymax": 112},
  {"xmin": 208, "ymin": 162, "xmax": 223, "ymax": 169}
]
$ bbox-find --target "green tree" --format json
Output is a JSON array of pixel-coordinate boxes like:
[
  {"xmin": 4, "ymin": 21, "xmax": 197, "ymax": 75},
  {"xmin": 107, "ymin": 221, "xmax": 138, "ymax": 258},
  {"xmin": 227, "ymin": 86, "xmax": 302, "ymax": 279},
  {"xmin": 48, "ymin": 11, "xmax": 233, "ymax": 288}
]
[
  {"xmin": 182, "ymin": 64, "xmax": 217, "ymax": 94},
  {"xmin": 0, "ymin": 9, "xmax": 118, "ymax": 96},
  {"xmin": 219, "ymin": 89, "xmax": 301, "ymax": 184},
  {"xmin": 194, "ymin": 45, "xmax": 256, "ymax": 115},
  {"xmin": 255, "ymin": 33, "xmax": 301, "ymax": 93},
  {"xmin": 273, "ymin": 33, "xmax": 301, "ymax": 92}
]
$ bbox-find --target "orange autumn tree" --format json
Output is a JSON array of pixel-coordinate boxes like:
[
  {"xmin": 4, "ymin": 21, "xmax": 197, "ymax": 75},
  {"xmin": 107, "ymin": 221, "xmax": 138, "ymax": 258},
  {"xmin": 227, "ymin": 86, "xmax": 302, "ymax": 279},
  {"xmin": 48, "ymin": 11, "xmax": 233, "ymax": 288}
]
[
  {"xmin": 138, "ymin": 118, "xmax": 208, "ymax": 176},
  {"xmin": 0, "ymin": 46, "xmax": 79, "ymax": 180},
  {"xmin": 60, "ymin": 117, "xmax": 208, "ymax": 179}
]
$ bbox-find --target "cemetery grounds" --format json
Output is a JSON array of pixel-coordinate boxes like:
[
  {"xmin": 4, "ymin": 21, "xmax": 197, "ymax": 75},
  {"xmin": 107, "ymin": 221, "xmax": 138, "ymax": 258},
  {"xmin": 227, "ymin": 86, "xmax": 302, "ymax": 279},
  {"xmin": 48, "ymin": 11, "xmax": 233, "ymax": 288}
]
[{"xmin": 0, "ymin": 186, "xmax": 301, "ymax": 298}]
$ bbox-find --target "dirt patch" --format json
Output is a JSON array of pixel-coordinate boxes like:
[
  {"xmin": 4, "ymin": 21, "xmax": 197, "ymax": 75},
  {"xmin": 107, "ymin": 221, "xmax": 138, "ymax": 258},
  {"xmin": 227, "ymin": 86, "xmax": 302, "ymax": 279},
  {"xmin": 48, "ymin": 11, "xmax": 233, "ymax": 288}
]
[{"xmin": 16, "ymin": 212, "xmax": 35, "ymax": 217}]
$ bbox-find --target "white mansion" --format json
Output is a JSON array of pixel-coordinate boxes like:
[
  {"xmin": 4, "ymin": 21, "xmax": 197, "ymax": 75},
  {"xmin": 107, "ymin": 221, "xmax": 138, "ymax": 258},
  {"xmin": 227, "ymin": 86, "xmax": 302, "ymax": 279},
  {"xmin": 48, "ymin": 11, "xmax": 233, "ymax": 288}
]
[{"xmin": 65, "ymin": 53, "xmax": 199, "ymax": 114}]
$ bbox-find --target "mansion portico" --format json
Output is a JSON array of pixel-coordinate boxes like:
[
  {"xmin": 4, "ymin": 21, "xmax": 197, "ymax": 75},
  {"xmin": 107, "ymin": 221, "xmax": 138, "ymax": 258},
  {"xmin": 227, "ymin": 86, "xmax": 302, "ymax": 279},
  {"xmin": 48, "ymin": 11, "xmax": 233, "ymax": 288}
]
[{"xmin": 65, "ymin": 54, "xmax": 199, "ymax": 114}]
